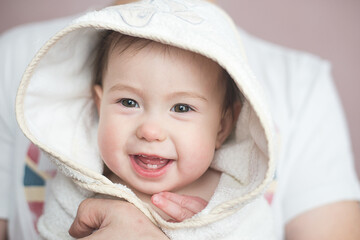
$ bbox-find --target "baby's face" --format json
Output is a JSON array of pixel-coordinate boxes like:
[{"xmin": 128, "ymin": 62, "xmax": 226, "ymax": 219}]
[{"xmin": 95, "ymin": 43, "xmax": 227, "ymax": 194}]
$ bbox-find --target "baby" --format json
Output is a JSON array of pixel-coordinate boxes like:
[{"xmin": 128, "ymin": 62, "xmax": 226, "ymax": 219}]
[
  {"xmin": 92, "ymin": 31, "xmax": 241, "ymax": 221},
  {"xmin": 16, "ymin": 1, "xmax": 276, "ymax": 239}
]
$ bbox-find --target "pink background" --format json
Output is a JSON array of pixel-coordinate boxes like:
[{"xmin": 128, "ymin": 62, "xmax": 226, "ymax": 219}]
[{"xmin": 0, "ymin": 0, "xmax": 359, "ymax": 178}]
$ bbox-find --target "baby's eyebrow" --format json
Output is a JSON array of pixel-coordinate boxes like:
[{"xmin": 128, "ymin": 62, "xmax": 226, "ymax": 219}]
[
  {"xmin": 108, "ymin": 84, "xmax": 207, "ymax": 102},
  {"xmin": 108, "ymin": 84, "xmax": 142, "ymax": 96},
  {"xmin": 167, "ymin": 91, "xmax": 208, "ymax": 102}
]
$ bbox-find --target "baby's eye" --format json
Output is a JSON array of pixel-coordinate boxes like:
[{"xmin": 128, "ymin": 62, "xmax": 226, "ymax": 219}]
[
  {"xmin": 171, "ymin": 104, "xmax": 193, "ymax": 113},
  {"xmin": 119, "ymin": 98, "xmax": 139, "ymax": 108}
]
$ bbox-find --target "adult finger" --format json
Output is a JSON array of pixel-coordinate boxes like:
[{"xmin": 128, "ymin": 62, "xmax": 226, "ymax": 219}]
[
  {"xmin": 158, "ymin": 192, "xmax": 208, "ymax": 214},
  {"xmin": 151, "ymin": 192, "xmax": 207, "ymax": 222},
  {"xmin": 76, "ymin": 228, "xmax": 116, "ymax": 240},
  {"xmin": 152, "ymin": 194, "xmax": 193, "ymax": 222},
  {"xmin": 69, "ymin": 198, "xmax": 108, "ymax": 238}
]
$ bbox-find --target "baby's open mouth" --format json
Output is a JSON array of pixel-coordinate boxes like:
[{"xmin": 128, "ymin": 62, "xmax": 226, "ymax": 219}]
[
  {"xmin": 133, "ymin": 154, "xmax": 171, "ymax": 170},
  {"xmin": 130, "ymin": 154, "xmax": 174, "ymax": 178}
]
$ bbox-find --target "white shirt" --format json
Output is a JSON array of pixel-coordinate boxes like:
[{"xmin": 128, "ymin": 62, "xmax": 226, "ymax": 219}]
[
  {"xmin": 240, "ymin": 30, "xmax": 360, "ymax": 238},
  {"xmin": 0, "ymin": 16, "xmax": 359, "ymax": 240},
  {"xmin": 0, "ymin": 16, "xmax": 74, "ymax": 240}
]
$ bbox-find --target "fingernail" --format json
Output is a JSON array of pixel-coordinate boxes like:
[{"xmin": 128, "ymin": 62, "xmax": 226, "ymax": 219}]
[{"xmin": 152, "ymin": 195, "xmax": 161, "ymax": 204}]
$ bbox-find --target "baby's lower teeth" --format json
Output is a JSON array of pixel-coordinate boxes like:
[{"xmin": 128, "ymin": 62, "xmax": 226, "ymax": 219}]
[{"xmin": 147, "ymin": 164, "xmax": 160, "ymax": 169}]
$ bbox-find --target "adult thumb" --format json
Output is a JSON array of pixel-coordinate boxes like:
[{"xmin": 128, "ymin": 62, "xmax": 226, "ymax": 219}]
[{"xmin": 68, "ymin": 198, "xmax": 107, "ymax": 239}]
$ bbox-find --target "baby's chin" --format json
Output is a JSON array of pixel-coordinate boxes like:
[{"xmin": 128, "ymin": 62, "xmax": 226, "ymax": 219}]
[
  {"xmin": 131, "ymin": 184, "xmax": 173, "ymax": 196},
  {"xmin": 104, "ymin": 169, "xmax": 187, "ymax": 196}
]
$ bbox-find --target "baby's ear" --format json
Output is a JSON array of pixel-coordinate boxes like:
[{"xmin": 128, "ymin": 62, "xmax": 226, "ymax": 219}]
[
  {"xmin": 215, "ymin": 101, "xmax": 242, "ymax": 149},
  {"xmin": 93, "ymin": 85, "xmax": 103, "ymax": 113}
]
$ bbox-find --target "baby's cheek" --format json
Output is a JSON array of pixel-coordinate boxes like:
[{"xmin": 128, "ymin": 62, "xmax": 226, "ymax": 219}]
[
  {"xmin": 98, "ymin": 122, "xmax": 118, "ymax": 163},
  {"xmin": 98, "ymin": 128, "xmax": 125, "ymax": 178},
  {"xmin": 184, "ymin": 135, "xmax": 216, "ymax": 172}
]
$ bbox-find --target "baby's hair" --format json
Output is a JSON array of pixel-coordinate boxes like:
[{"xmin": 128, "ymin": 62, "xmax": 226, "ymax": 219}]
[{"xmin": 92, "ymin": 30, "xmax": 241, "ymax": 114}]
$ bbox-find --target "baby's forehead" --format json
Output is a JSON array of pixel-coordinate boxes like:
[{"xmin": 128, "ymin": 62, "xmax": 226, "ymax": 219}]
[
  {"xmin": 100, "ymin": 32, "xmax": 227, "ymax": 92},
  {"xmin": 117, "ymin": 42, "xmax": 224, "ymax": 87},
  {"xmin": 112, "ymin": 36, "xmax": 221, "ymax": 72}
]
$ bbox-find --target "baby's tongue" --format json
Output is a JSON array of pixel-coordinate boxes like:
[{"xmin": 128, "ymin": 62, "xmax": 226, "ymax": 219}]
[{"xmin": 136, "ymin": 155, "xmax": 169, "ymax": 169}]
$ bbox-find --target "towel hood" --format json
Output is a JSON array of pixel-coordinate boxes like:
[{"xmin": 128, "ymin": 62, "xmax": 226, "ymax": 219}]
[{"xmin": 16, "ymin": 0, "xmax": 276, "ymax": 229}]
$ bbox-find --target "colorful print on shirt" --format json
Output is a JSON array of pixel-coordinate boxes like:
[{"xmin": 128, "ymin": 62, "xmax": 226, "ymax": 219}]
[{"xmin": 23, "ymin": 143, "xmax": 55, "ymax": 231}]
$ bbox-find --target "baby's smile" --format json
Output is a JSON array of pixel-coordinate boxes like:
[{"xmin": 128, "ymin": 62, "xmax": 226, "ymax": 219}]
[{"xmin": 130, "ymin": 154, "xmax": 174, "ymax": 178}]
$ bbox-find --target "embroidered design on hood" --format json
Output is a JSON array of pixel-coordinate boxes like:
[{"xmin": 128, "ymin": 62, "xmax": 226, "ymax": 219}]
[{"xmin": 117, "ymin": 0, "xmax": 203, "ymax": 27}]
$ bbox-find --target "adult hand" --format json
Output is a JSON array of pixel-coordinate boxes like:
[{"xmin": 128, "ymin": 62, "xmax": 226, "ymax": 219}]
[
  {"xmin": 285, "ymin": 200, "xmax": 360, "ymax": 240},
  {"xmin": 0, "ymin": 219, "xmax": 7, "ymax": 240},
  {"xmin": 152, "ymin": 192, "xmax": 208, "ymax": 222},
  {"xmin": 69, "ymin": 198, "xmax": 169, "ymax": 240}
]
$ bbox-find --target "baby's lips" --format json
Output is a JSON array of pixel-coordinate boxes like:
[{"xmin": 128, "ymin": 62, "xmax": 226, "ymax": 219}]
[{"xmin": 130, "ymin": 154, "xmax": 174, "ymax": 178}]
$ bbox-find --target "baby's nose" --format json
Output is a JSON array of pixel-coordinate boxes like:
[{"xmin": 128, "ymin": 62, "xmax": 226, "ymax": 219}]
[{"xmin": 136, "ymin": 121, "xmax": 166, "ymax": 142}]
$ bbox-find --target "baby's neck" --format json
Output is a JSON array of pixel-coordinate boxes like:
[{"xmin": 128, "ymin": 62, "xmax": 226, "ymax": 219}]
[{"xmin": 105, "ymin": 169, "xmax": 221, "ymax": 220}]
